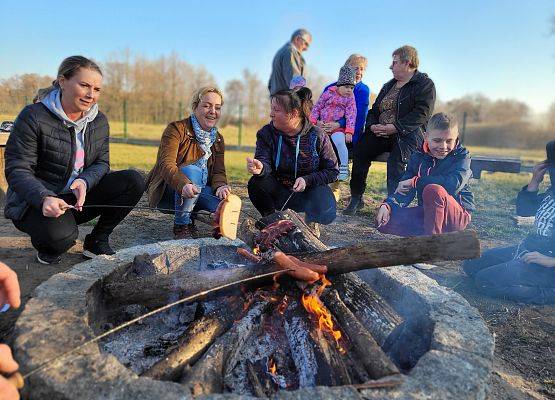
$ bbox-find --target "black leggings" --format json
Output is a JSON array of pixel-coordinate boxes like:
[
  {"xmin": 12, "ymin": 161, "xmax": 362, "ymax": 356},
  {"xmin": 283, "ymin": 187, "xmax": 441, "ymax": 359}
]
[
  {"xmin": 12, "ymin": 170, "xmax": 145, "ymax": 255},
  {"xmin": 350, "ymin": 133, "xmax": 406, "ymax": 196},
  {"xmin": 247, "ymin": 174, "xmax": 337, "ymax": 224}
]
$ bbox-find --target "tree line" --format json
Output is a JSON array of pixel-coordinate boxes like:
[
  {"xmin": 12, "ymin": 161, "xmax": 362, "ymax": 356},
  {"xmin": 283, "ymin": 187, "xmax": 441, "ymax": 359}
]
[
  {"xmin": 1, "ymin": 51, "xmax": 554, "ymax": 133},
  {"xmin": 0, "ymin": 51, "xmax": 329, "ymax": 128}
]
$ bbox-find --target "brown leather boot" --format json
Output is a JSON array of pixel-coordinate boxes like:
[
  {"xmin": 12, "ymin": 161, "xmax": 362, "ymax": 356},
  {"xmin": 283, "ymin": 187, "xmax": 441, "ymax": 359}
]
[{"xmin": 173, "ymin": 223, "xmax": 199, "ymax": 239}]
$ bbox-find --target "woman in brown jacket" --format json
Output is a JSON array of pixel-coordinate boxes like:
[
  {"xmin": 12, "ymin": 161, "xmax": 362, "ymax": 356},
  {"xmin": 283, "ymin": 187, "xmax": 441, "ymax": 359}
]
[{"xmin": 146, "ymin": 87, "xmax": 231, "ymax": 239}]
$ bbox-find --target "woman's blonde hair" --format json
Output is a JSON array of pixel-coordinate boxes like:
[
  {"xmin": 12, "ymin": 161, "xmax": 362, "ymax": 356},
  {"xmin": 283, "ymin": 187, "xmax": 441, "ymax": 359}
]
[
  {"xmin": 35, "ymin": 55, "xmax": 102, "ymax": 102},
  {"xmin": 345, "ymin": 53, "xmax": 368, "ymax": 68},
  {"xmin": 190, "ymin": 86, "xmax": 224, "ymax": 112}
]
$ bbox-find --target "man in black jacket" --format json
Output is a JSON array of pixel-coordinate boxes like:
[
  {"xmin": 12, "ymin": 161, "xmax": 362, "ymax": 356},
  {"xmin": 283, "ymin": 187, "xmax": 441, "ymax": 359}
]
[{"xmin": 345, "ymin": 45, "xmax": 436, "ymax": 215}]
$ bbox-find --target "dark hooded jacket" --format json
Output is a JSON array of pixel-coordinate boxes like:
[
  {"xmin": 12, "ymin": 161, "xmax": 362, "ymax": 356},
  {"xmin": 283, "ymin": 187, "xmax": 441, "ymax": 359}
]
[
  {"xmin": 515, "ymin": 140, "xmax": 555, "ymax": 256},
  {"xmin": 385, "ymin": 142, "xmax": 475, "ymax": 212},
  {"xmin": 365, "ymin": 71, "xmax": 436, "ymax": 163},
  {"xmin": 253, "ymin": 120, "xmax": 338, "ymax": 188},
  {"xmin": 4, "ymin": 103, "xmax": 109, "ymax": 221},
  {"xmin": 516, "ymin": 186, "xmax": 555, "ymax": 257}
]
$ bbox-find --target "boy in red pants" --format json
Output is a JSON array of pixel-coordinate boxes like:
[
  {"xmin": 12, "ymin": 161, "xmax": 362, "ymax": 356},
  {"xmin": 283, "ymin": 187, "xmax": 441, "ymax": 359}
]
[{"xmin": 376, "ymin": 112, "xmax": 473, "ymax": 236}]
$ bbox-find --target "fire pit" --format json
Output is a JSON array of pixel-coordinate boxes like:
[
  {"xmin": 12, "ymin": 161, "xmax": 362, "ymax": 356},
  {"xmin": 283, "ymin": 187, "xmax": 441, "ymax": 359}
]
[{"xmin": 14, "ymin": 236, "xmax": 494, "ymax": 399}]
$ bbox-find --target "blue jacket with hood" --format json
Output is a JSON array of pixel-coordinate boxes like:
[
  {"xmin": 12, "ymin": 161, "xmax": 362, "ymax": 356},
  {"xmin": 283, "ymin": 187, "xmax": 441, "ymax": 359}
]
[{"xmin": 385, "ymin": 142, "xmax": 475, "ymax": 212}]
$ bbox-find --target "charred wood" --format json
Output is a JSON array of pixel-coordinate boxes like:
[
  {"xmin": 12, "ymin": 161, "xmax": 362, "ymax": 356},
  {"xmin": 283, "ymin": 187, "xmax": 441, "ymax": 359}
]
[
  {"xmin": 322, "ymin": 290, "xmax": 399, "ymax": 379},
  {"xmin": 142, "ymin": 296, "xmax": 241, "ymax": 381},
  {"xmin": 247, "ymin": 361, "xmax": 269, "ymax": 398},
  {"xmin": 255, "ymin": 210, "xmax": 328, "ymax": 253},
  {"xmin": 180, "ymin": 300, "xmax": 270, "ymax": 395},
  {"xmin": 331, "ymin": 273, "xmax": 402, "ymax": 346}
]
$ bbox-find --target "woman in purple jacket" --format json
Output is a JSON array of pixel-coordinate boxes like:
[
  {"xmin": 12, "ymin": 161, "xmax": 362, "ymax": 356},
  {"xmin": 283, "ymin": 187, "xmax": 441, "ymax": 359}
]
[{"xmin": 246, "ymin": 87, "xmax": 339, "ymax": 234}]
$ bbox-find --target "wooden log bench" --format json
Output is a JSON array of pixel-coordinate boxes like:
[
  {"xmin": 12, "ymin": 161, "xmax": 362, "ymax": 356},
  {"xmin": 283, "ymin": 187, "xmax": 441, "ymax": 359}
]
[{"xmin": 369, "ymin": 152, "xmax": 522, "ymax": 179}]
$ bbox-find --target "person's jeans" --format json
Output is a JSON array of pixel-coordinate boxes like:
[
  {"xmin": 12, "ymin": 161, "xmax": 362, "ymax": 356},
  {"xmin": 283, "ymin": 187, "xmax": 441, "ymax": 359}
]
[
  {"xmin": 378, "ymin": 184, "xmax": 471, "ymax": 236},
  {"xmin": 172, "ymin": 164, "xmax": 220, "ymax": 225},
  {"xmin": 12, "ymin": 170, "xmax": 145, "ymax": 255},
  {"xmin": 462, "ymin": 245, "xmax": 555, "ymax": 304},
  {"xmin": 247, "ymin": 174, "xmax": 337, "ymax": 224}
]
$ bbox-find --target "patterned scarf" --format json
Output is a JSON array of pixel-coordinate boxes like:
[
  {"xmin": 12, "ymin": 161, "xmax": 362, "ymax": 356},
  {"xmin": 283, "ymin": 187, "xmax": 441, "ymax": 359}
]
[{"xmin": 191, "ymin": 114, "xmax": 217, "ymax": 161}]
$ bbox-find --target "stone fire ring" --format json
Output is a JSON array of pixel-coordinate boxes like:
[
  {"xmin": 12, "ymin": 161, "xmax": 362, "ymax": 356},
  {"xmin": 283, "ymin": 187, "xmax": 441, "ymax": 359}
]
[{"xmin": 14, "ymin": 238, "xmax": 494, "ymax": 400}]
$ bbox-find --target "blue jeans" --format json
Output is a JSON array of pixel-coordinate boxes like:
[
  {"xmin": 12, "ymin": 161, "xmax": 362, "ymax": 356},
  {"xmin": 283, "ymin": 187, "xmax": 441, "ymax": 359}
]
[
  {"xmin": 463, "ymin": 245, "xmax": 555, "ymax": 304},
  {"xmin": 160, "ymin": 164, "xmax": 220, "ymax": 225}
]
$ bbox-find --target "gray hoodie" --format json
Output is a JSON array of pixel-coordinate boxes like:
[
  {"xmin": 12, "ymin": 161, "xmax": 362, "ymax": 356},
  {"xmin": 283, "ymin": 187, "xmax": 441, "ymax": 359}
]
[{"xmin": 41, "ymin": 88, "xmax": 99, "ymax": 192}]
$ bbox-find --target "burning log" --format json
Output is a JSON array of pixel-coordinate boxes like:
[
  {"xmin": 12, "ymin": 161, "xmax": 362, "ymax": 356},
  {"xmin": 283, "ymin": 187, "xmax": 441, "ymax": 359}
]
[
  {"xmin": 142, "ymin": 296, "xmax": 241, "ymax": 381},
  {"xmin": 102, "ymin": 229, "xmax": 480, "ymax": 308},
  {"xmin": 282, "ymin": 297, "xmax": 356, "ymax": 387},
  {"xmin": 321, "ymin": 289, "xmax": 399, "ymax": 379}
]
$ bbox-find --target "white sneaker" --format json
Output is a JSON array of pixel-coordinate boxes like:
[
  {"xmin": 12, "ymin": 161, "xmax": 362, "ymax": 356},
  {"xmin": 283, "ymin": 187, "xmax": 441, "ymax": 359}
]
[{"xmin": 338, "ymin": 165, "xmax": 349, "ymax": 181}]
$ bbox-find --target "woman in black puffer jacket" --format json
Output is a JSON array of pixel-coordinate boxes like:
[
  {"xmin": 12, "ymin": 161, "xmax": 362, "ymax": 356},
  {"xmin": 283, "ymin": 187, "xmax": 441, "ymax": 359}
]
[{"xmin": 4, "ymin": 56, "xmax": 144, "ymax": 265}]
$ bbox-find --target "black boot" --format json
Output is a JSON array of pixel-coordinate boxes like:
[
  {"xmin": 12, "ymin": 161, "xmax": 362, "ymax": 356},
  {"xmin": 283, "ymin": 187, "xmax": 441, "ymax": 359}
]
[
  {"xmin": 343, "ymin": 195, "xmax": 364, "ymax": 216},
  {"xmin": 83, "ymin": 234, "xmax": 115, "ymax": 258}
]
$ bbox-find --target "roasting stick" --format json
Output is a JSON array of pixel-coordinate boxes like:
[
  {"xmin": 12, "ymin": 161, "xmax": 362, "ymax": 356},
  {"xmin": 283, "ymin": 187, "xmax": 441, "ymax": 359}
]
[
  {"xmin": 60, "ymin": 191, "xmax": 269, "ymax": 230},
  {"xmin": 19, "ymin": 268, "xmax": 293, "ymax": 382},
  {"xmin": 280, "ymin": 191, "xmax": 295, "ymax": 211}
]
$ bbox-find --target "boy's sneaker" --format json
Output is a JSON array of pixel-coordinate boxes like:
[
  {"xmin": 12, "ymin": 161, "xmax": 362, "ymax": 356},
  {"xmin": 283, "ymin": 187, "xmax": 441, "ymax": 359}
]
[
  {"xmin": 83, "ymin": 235, "xmax": 116, "ymax": 258},
  {"xmin": 36, "ymin": 252, "xmax": 62, "ymax": 265},
  {"xmin": 338, "ymin": 165, "xmax": 350, "ymax": 181}
]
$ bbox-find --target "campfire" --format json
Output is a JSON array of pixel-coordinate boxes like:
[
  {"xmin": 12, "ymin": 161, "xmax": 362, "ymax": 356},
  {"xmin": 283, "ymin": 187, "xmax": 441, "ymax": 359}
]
[
  {"xmin": 13, "ymin": 209, "xmax": 494, "ymax": 400},
  {"xmin": 95, "ymin": 210, "xmax": 479, "ymax": 397}
]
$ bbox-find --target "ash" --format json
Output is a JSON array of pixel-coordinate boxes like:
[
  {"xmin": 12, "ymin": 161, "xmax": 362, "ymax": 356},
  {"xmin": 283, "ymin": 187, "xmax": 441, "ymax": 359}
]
[{"xmin": 100, "ymin": 302, "xmax": 197, "ymax": 374}]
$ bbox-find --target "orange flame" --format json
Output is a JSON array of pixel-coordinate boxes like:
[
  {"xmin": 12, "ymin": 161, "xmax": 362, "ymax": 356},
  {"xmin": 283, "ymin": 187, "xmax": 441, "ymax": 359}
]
[
  {"xmin": 301, "ymin": 275, "xmax": 345, "ymax": 353},
  {"xmin": 253, "ymin": 246, "xmax": 260, "ymax": 255},
  {"xmin": 267, "ymin": 357, "xmax": 277, "ymax": 375}
]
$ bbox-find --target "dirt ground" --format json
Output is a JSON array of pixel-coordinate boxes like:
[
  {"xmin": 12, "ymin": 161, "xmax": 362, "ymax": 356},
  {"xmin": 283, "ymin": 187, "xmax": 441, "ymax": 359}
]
[{"xmin": 0, "ymin": 186, "xmax": 553, "ymax": 399}]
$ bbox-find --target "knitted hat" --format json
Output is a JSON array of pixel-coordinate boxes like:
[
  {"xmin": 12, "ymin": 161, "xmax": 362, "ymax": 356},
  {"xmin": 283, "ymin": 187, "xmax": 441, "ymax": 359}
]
[
  {"xmin": 337, "ymin": 64, "xmax": 356, "ymax": 87},
  {"xmin": 289, "ymin": 75, "xmax": 307, "ymax": 89}
]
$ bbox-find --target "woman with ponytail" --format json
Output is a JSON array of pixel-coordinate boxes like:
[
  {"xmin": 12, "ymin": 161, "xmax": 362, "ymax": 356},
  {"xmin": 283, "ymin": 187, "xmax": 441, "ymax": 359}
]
[
  {"xmin": 246, "ymin": 87, "xmax": 339, "ymax": 236},
  {"xmin": 4, "ymin": 56, "xmax": 144, "ymax": 265}
]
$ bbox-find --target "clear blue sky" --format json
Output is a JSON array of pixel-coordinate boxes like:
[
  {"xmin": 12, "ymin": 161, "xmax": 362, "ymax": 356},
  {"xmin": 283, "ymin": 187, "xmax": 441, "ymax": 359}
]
[{"xmin": 2, "ymin": 0, "xmax": 554, "ymax": 112}]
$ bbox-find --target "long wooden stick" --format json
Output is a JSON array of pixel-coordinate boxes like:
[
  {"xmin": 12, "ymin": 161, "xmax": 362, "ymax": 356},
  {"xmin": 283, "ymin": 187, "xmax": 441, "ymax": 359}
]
[{"xmin": 103, "ymin": 230, "xmax": 480, "ymax": 308}]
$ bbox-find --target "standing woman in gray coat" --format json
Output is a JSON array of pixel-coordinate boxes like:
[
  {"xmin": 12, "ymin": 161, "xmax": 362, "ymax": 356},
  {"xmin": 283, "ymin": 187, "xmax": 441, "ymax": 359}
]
[{"xmin": 4, "ymin": 56, "xmax": 144, "ymax": 265}]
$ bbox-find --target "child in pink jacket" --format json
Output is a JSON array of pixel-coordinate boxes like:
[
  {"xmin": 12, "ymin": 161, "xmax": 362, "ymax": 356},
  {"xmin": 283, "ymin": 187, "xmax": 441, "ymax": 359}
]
[{"xmin": 310, "ymin": 65, "xmax": 357, "ymax": 180}]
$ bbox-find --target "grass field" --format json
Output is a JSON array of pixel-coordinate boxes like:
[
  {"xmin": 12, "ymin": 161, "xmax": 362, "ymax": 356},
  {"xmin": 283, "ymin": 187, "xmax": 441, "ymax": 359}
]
[
  {"xmin": 110, "ymin": 142, "xmax": 547, "ymax": 242},
  {"xmin": 1, "ymin": 113, "xmax": 545, "ymax": 163},
  {"xmin": 3, "ymin": 111, "xmax": 546, "ymax": 241}
]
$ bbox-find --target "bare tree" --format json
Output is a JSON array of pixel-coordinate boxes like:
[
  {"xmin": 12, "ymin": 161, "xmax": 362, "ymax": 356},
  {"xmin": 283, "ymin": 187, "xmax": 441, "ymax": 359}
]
[
  {"xmin": 0, "ymin": 73, "xmax": 53, "ymax": 115},
  {"xmin": 547, "ymin": 102, "xmax": 555, "ymax": 129}
]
